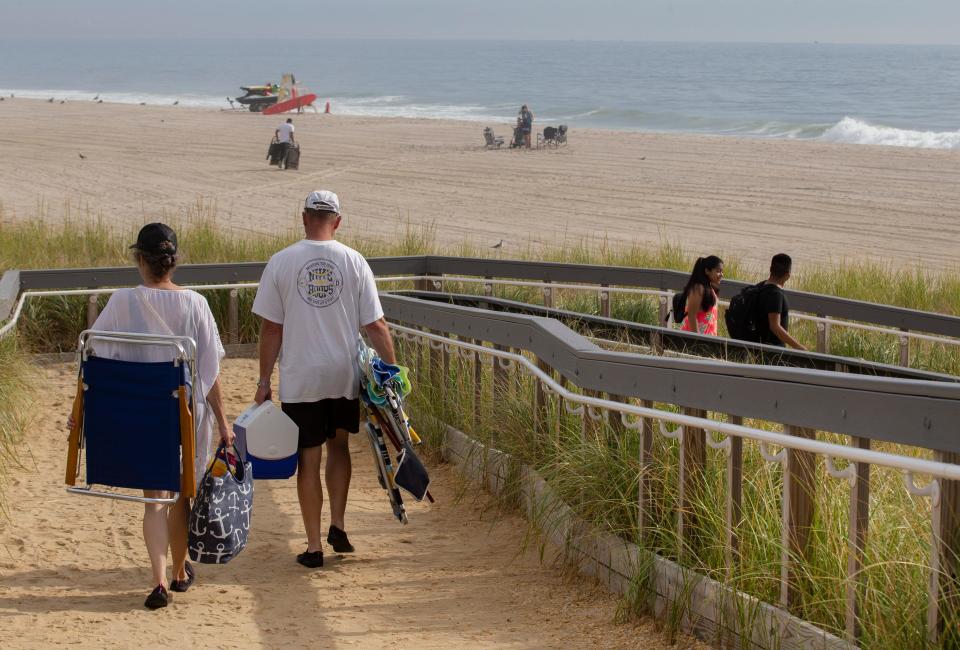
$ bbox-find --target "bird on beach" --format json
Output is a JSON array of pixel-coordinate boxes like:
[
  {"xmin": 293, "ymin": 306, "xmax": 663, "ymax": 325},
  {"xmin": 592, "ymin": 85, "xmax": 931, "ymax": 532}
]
[
  {"xmin": 47, "ymin": 97, "xmax": 54, "ymax": 103},
  {"xmin": 491, "ymin": 240, "xmax": 503, "ymax": 249},
  {"xmin": 60, "ymin": 100, "xmax": 65, "ymax": 104},
  {"xmin": 172, "ymin": 100, "xmax": 179, "ymax": 106},
  {"xmin": 93, "ymin": 94, "xmax": 99, "ymax": 101},
  {"xmin": 78, "ymin": 153, "xmax": 86, "ymax": 160},
  {"xmin": 97, "ymin": 99, "xmax": 103, "ymax": 104},
  {"xmin": 140, "ymin": 102, "xmax": 146, "ymax": 106}
]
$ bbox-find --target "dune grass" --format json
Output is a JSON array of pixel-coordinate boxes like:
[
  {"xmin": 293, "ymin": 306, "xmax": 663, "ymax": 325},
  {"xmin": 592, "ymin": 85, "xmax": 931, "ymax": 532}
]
[
  {"xmin": 0, "ymin": 335, "xmax": 33, "ymax": 509},
  {"xmin": 399, "ymin": 335, "xmax": 956, "ymax": 648}
]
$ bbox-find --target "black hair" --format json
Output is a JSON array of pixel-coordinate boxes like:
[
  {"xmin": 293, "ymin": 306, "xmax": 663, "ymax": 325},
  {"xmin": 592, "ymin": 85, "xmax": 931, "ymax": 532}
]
[
  {"xmin": 770, "ymin": 253, "xmax": 792, "ymax": 279},
  {"xmin": 682, "ymin": 255, "xmax": 723, "ymax": 311},
  {"xmin": 135, "ymin": 240, "xmax": 177, "ymax": 280},
  {"xmin": 286, "ymin": 118, "xmax": 293, "ymax": 123}
]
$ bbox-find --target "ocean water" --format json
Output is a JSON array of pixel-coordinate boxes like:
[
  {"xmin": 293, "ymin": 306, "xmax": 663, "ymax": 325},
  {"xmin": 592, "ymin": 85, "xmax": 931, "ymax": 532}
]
[{"xmin": 1, "ymin": 39, "xmax": 959, "ymax": 149}]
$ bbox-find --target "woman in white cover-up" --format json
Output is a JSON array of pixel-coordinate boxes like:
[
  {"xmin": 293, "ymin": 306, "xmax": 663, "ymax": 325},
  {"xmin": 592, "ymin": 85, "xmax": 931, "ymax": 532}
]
[{"xmin": 67, "ymin": 223, "xmax": 233, "ymax": 609}]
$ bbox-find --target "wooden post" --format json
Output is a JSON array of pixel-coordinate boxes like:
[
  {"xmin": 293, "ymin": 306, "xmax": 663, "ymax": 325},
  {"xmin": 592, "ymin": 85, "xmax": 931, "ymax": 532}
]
[
  {"xmin": 816, "ymin": 316, "xmax": 830, "ymax": 354},
  {"xmin": 581, "ymin": 389, "xmax": 602, "ymax": 442},
  {"xmin": 607, "ymin": 394, "xmax": 626, "ymax": 449},
  {"xmin": 483, "ymin": 276, "xmax": 493, "ymax": 297},
  {"xmin": 429, "ymin": 330, "xmax": 443, "ymax": 390},
  {"xmin": 726, "ymin": 414, "xmax": 744, "ymax": 576},
  {"xmin": 652, "ymin": 295, "xmax": 668, "ymax": 354},
  {"xmin": 599, "ymin": 284, "xmax": 611, "ymax": 318},
  {"xmin": 928, "ymin": 450, "xmax": 960, "ymax": 646},
  {"xmin": 228, "ymin": 289, "xmax": 239, "ymax": 344},
  {"xmin": 472, "ymin": 339, "xmax": 483, "ymax": 432},
  {"xmin": 543, "ymin": 280, "xmax": 553, "ymax": 309},
  {"xmin": 441, "ymin": 335, "xmax": 451, "ymax": 399},
  {"xmin": 534, "ymin": 358, "xmax": 551, "ymax": 438},
  {"xmin": 899, "ymin": 328, "xmax": 910, "ymax": 367},
  {"xmin": 780, "ymin": 425, "xmax": 818, "ymax": 612},
  {"xmin": 679, "ymin": 407, "xmax": 707, "ymax": 560},
  {"xmin": 492, "ymin": 343, "xmax": 508, "ymax": 400},
  {"xmin": 86, "ymin": 294, "xmax": 99, "ymax": 328},
  {"xmin": 414, "ymin": 273, "xmax": 434, "ymax": 292},
  {"xmin": 845, "ymin": 437, "xmax": 871, "ymax": 644},
  {"xmin": 638, "ymin": 400, "xmax": 655, "ymax": 542}
]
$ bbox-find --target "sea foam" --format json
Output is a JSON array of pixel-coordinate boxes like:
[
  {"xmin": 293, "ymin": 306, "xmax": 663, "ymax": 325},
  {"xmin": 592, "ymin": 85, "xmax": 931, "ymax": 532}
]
[{"xmin": 821, "ymin": 117, "xmax": 960, "ymax": 149}]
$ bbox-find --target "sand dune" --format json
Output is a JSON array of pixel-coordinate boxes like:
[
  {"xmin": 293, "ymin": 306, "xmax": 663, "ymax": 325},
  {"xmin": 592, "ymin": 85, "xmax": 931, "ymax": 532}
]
[{"xmin": 1, "ymin": 99, "xmax": 958, "ymax": 271}]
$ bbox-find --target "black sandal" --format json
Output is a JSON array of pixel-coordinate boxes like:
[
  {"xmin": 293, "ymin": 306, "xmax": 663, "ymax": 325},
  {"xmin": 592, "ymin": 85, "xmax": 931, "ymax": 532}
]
[
  {"xmin": 296, "ymin": 550, "xmax": 324, "ymax": 568},
  {"xmin": 144, "ymin": 584, "xmax": 170, "ymax": 609},
  {"xmin": 170, "ymin": 561, "xmax": 195, "ymax": 593}
]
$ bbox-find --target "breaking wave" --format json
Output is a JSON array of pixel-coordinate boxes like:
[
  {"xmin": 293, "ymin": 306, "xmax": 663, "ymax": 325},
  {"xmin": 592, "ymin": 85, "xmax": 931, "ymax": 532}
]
[{"xmin": 820, "ymin": 117, "xmax": 960, "ymax": 149}]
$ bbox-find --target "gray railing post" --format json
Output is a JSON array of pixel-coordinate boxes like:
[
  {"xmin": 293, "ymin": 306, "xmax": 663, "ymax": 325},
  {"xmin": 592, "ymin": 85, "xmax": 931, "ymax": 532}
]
[
  {"xmin": 928, "ymin": 450, "xmax": 960, "ymax": 646},
  {"xmin": 638, "ymin": 400, "xmax": 655, "ymax": 541},
  {"xmin": 542, "ymin": 280, "xmax": 553, "ymax": 309},
  {"xmin": 899, "ymin": 328, "xmax": 910, "ymax": 367},
  {"xmin": 816, "ymin": 316, "xmax": 830, "ymax": 354},
  {"xmin": 86, "ymin": 294, "xmax": 100, "ymax": 328},
  {"xmin": 472, "ymin": 339, "xmax": 483, "ymax": 432},
  {"xmin": 483, "ymin": 276, "xmax": 493, "ymax": 297},
  {"xmin": 228, "ymin": 289, "xmax": 239, "ymax": 344},
  {"xmin": 599, "ymin": 284, "xmax": 610, "ymax": 318},
  {"xmin": 727, "ymin": 415, "xmax": 744, "ymax": 575},
  {"xmin": 679, "ymin": 407, "xmax": 707, "ymax": 560},
  {"xmin": 780, "ymin": 425, "xmax": 818, "ymax": 611},
  {"xmin": 845, "ymin": 437, "xmax": 871, "ymax": 644}
]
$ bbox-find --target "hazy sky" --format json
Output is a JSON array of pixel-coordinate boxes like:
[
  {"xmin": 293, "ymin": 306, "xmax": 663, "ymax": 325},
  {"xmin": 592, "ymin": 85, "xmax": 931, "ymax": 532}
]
[{"xmin": 2, "ymin": 0, "xmax": 959, "ymax": 44}]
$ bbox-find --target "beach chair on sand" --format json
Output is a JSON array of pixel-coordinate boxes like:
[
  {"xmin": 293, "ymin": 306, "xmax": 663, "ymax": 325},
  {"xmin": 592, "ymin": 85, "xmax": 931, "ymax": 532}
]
[
  {"xmin": 537, "ymin": 124, "xmax": 568, "ymax": 148},
  {"xmin": 65, "ymin": 330, "xmax": 199, "ymax": 504},
  {"xmin": 483, "ymin": 127, "xmax": 505, "ymax": 149}
]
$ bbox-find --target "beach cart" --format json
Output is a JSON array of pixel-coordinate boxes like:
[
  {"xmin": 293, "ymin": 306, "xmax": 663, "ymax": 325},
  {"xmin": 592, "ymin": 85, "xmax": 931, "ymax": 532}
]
[
  {"xmin": 65, "ymin": 330, "xmax": 200, "ymax": 504},
  {"xmin": 358, "ymin": 342, "xmax": 432, "ymax": 524}
]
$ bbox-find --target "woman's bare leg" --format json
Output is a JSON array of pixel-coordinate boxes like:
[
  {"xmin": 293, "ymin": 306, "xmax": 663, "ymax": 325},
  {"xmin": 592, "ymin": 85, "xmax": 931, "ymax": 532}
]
[
  {"xmin": 143, "ymin": 491, "xmax": 171, "ymax": 587},
  {"xmin": 168, "ymin": 495, "xmax": 190, "ymax": 581}
]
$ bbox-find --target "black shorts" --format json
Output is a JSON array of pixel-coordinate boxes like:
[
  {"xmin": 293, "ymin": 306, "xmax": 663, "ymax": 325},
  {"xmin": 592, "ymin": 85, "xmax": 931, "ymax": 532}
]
[{"xmin": 281, "ymin": 398, "xmax": 360, "ymax": 449}]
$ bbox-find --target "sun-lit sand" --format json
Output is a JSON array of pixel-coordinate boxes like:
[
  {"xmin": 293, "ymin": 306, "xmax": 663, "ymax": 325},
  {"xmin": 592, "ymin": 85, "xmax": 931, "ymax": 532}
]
[
  {"xmin": 0, "ymin": 358, "xmax": 705, "ymax": 648},
  {"xmin": 2, "ymin": 99, "xmax": 959, "ymax": 270}
]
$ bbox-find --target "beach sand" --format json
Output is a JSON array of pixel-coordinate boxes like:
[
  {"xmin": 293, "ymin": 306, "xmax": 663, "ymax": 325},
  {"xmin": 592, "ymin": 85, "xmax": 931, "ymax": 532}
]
[
  {"xmin": 1, "ymin": 99, "xmax": 958, "ymax": 270},
  {"xmin": 0, "ymin": 358, "xmax": 702, "ymax": 649}
]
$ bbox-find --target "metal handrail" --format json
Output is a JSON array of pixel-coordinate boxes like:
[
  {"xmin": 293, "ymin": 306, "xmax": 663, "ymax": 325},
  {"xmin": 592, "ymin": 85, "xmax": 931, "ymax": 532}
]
[{"xmin": 392, "ymin": 324, "xmax": 960, "ymax": 483}]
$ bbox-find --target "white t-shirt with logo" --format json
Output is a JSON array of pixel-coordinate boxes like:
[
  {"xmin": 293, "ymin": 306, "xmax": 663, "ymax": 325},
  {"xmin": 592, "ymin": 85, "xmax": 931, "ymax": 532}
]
[
  {"xmin": 252, "ymin": 239, "xmax": 383, "ymax": 402},
  {"xmin": 277, "ymin": 122, "xmax": 294, "ymax": 143}
]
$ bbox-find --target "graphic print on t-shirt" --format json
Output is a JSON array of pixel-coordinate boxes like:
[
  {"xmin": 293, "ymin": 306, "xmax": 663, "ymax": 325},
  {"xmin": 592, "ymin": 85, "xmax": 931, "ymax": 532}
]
[{"xmin": 297, "ymin": 258, "xmax": 344, "ymax": 308}]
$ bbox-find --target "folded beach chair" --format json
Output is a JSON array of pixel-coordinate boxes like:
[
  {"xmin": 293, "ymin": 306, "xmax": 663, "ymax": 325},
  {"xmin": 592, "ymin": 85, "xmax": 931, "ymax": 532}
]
[
  {"xmin": 358, "ymin": 342, "xmax": 432, "ymax": 525},
  {"xmin": 65, "ymin": 330, "xmax": 199, "ymax": 504},
  {"xmin": 483, "ymin": 127, "xmax": 505, "ymax": 149}
]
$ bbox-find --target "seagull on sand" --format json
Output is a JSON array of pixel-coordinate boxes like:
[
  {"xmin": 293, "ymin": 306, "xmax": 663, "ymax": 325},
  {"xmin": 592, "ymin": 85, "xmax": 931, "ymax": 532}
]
[
  {"xmin": 172, "ymin": 99, "xmax": 179, "ymax": 106},
  {"xmin": 97, "ymin": 99, "xmax": 103, "ymax": 104},
  {"xmin": 78, "ymin": 153, "xmax": 86, "ymax": 160},
  {"xmin": 47, "ymin": 97, "xmax": 54, "ymax": 103},
  {"xmin": 490, "ymin": 240, "xmax": 503, "ymax": 249},
  {"xmin": 60, "ymin": 100, "xmax": 65, "ymax": 104},
  {"xmin": 93, "ymin": 94, "xmax": 99, "ymax": 101}
]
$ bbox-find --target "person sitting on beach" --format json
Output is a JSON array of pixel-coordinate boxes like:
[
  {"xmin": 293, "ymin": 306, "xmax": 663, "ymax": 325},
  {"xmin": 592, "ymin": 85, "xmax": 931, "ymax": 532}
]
[
  {"xmin": 519, "ymin": 105, "xmax": 534, "ymax": 148},
  {"xmin": 755, "ymin": 253, "xmax": 806, "ymax": 350},
  {"xmin": 275, "ymin": 118, "xmax": 295, "ymax": 169},
  {"xmin": 66, "ymin": 223, "xmax": 233, "ymax": 609},
  {"xmin": 679, "ymin": 255, "xmax": 723, "ymax": 335},
  {"xmin": 252, "ymin": 190, "xmax": 397, "ymax": 569}
]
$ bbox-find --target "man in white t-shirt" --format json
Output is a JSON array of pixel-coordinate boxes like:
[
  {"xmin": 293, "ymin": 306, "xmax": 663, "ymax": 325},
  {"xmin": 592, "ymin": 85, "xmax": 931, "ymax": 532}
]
[
  {"xmin": 252, "ymin": 189, "xmax": 396, "ymax": 569},
  {"xmin": 274, "ymin": 118, "xmax": 295, "ymax": 169}
]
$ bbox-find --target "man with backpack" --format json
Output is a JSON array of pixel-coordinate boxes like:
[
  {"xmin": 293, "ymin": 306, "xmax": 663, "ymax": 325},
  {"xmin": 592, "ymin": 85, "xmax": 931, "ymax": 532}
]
[{"xmin": 724, "ymin": 253, "xmax": 806, "ymax": 350}]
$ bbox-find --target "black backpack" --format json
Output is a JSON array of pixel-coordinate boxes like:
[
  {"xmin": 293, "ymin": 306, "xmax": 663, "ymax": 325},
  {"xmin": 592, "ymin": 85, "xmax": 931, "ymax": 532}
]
[
  {"xmin": 668, "ymin": 291, "xmax": 686, "ymax": 324},
  {"xmin": 725, "ymin": 283, "xmax": 768, "ymax": 341}
]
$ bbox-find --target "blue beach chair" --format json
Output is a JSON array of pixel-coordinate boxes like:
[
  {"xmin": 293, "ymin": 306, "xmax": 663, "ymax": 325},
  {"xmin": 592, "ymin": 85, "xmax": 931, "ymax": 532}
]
[{"xmin": 65, "ymin": 330, "xmax": 200, "ymax": 504}]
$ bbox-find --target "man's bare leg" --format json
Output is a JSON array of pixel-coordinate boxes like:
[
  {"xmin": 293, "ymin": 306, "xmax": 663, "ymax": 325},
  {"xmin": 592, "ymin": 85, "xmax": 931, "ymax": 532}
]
[
  {"xmin": 297, "ymin": 445, "xmax": 325, "ymax": 552},
  {"xmin": 324, "ymin": 429, "xmax": 352, "ymax": 531},
  {"xmin": 167, "ymin": 495, "xmax": 190, "ymax": 581}
]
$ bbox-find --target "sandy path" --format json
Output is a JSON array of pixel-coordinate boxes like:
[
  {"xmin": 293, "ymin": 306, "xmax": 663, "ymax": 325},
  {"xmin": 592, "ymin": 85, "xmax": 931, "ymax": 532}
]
[
  {"xmin": 0, "ymin": 358, "xmax": 699, "ymax": 649},
  {"xmin": 1, "ymin": 99, "xmax": 958, "ymax": 271}
]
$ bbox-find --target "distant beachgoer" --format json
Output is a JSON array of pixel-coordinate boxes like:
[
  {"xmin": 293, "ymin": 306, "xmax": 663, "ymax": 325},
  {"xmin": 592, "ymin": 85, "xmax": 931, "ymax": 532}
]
[
  {"xmin": 679, "ymin": 255, "xmax": 723, "ymax": 335},
  {"xmin": 275, "ymin": 118, "xmax": 296, "ymax": 169},
  {"xmin": 756, "ymin": 253, "xmax": 806, "ymax": 350},
  {"xmin": 66, "ymin": 223, "xmax": 232, "ymax": 609},
  {"xmin": 519, "ymin": 105, "xmax": 534, "ymax": 148}
]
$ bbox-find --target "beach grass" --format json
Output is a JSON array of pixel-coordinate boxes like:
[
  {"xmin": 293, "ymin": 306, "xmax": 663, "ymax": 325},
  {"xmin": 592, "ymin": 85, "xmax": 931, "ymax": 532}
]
[
  {"xmin": 398, "ymin": 336, "xmax": 955, "ymax": 648},
  {"xmin": 0, "ymin": 335, "xmax": 33, "ymax": 509}
]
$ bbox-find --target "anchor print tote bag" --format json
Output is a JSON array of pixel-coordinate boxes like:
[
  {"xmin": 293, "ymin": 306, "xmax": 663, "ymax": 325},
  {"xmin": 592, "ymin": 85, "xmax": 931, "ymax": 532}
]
[{"xmin": 188, "ymin": 444, "xmax": 254, "ymax": 564}]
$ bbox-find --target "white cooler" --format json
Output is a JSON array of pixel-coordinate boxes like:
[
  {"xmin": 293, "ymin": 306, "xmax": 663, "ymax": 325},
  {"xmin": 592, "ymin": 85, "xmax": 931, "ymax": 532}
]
[{"xmin": 232, "ymin": 401, "xmax": 299, "ymax": 479}]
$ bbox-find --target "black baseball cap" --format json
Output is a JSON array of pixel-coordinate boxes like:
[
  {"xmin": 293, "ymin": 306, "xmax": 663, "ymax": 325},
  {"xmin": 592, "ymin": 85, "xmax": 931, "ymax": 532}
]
[{"xmin": 131, "ymin": 223, "xmax": 178, "ymax": 254}]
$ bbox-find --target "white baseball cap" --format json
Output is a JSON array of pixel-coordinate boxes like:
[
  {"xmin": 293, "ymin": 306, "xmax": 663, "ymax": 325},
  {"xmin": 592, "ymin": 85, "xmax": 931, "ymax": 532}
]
[{"xmin": 304, "ymin": 190, "xmax": 340, "ymax": 214}]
